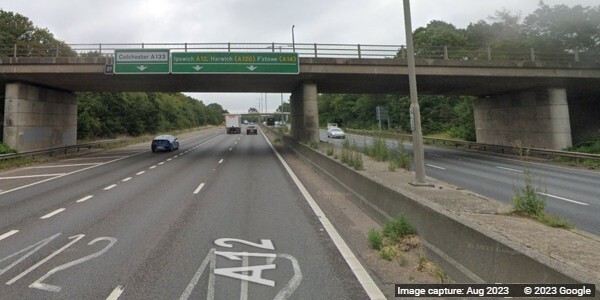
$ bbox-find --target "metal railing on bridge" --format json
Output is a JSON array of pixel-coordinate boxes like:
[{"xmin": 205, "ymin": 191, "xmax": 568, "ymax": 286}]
[{"xmin": 1, "ymin": 43, "xmax": 599, "ymax": 63}]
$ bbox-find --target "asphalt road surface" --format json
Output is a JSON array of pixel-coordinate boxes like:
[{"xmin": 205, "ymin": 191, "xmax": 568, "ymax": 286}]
[
  {"xmin": 0, "ymin": 128, "xmax": 382, "ymax": 299},
  {"xmin": 322, "ymin": 130, "xmax": 600, "ymax": 235}
]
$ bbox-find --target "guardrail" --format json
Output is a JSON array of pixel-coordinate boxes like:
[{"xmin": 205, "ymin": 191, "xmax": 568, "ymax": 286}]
[
  {"xmin": 1, "ymin": 42, "xmax": 599, "ymax": 63},
  {"xmin": 0, "ymin": 138, "xmax": 131, "ymax": 162},
  {"xmin": 344, "ymin": 129, "xmax": 600, "ymax": 161}
]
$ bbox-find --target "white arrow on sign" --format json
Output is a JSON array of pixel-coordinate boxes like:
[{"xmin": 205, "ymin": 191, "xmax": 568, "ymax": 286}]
[
  {"xmin": 246, "ymin": 65, "xmax": 258, "ymax": 71},
  {"xmin": 193, "ymin": 65, "xmax": 204, "ymax": 71},
  {"xmin": 136, "ymin": 65, "xmax": 148, "ymax": 71}
]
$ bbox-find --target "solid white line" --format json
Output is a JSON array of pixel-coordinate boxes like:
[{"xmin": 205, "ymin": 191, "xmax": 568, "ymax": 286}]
[
  {"xmin": 0, "ymin": 152, "xmax": 148, "ymax": 196},
  {"xmin": 426, "ymin": 164, "xmax": 446, "ymax": 170},
  {"xmin": 104, "ymin": 184, "xmax": 117, "ymax": 190},
  {"xmin": 262, "ymin": 132, "xmax": 386, "ymax": 299},
  {"xmin": 40, "ymin": 208, "xmax": 66, "ymax": 219},
  {"xmin": 24, "ymin": 163, "xmax": 99, "ymax": 169},
  {"xmin": 0, "ymin": 230, "xmax": 19, "ymax": 241},
  {"xmin": 218, "ymin": 159, "xmax": 224, "ymax": 164},
  {"xmin": 136, "ymin": 171, "xmax": 145, "ymax": 175},
  {"xmin": 0, "ymin": 174, "xmax": 66, "ymax": 180},
  {"xmin": 193, "ymin": 183, "xmax": 205, "ymax": 194},
  {"xmin": 496, "ymin": 166, "xmax": 524, "ymax": 173},
  {"xmin": 76, "ymin": 195, "xmax": 94, "ymax": 203},
  {"xmin": 64, "ymin": 156, "xmax": 126, "ymax": 161},
  {"xmin": 122, "ymin": 177, "xmax": 132, "ymax": 182},
  {"xmin": 106, "ymin": 285, "xmax": 125, "ymax": 300},
  {"xmin": 537, "ymin": 192, "xmax": 589, "ymax": 206}
]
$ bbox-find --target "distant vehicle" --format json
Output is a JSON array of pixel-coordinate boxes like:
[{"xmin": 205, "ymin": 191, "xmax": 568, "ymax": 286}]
[
  {"xmin": 327, "ymin": 127, "xmax": 346, "ymax": 139},
  {"xmin": 243, "ymin": 120, "xmax": 249, "ymax": 125},
  {"xmin": 246, "ymin": 124, "xmax": 258, "ymax": 135},
  {"xmin": 327, "ymin": 123, "xmax": 338, "ymax": 130},
  {"xmin": 225, "ymin": 114, "xmax": 241, "ymax": 134},
  {"xmin": 151, "ymin": 135, "xmax": 179, "ymax": 152},
  {"xmin": 266, "ymin": 117, "xmax": 275, "ymax": 126}
]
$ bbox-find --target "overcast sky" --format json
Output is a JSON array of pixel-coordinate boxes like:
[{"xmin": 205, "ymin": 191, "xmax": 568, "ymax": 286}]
[{"xmin": 1, "ymin": 0, "xmax": 597, "ymax": 113}]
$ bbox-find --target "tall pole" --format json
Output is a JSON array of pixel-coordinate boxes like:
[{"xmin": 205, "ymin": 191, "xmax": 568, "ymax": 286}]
[
  {"xmin": 292, "ymin": 25, "xmax": 296, "ymax": 52},
  {"xmin": 403, "ymin": 0, "xmax": 430, "ymax": 186}
]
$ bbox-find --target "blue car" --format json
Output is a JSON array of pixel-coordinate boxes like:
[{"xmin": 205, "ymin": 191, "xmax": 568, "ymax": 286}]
[{"xmin": 151, "ymin": 135, "xmax": 179, "ymax": 152}]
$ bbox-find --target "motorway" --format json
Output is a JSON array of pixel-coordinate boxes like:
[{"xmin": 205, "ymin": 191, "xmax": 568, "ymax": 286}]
[
  {"xmin": 0, "ymin": 128, "xmax": 382, "ymax": 299},
  {"xmin": 322, "ymin": 130, "xmax": 600, "ymax": 235}
]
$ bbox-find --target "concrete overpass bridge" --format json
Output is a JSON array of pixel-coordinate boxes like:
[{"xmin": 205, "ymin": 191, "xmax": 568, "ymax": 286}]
[{"xmin": 1, "ymin": 42, "xmax": 600, "ymax": 151}]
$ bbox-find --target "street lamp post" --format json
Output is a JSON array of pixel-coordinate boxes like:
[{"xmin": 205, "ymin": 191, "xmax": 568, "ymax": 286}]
[
  {"xmin": 403, "ymin": 0, "xmax": 431, "ymax": 186},
  {"xmin": 292, "ymin": 25, "xmax": 296, "ymax": 52}
]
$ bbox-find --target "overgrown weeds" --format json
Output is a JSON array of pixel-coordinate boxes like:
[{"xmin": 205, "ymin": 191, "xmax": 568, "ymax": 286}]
[
  {"xmin": 511, "ymin": 141, "xmax": 573, "ymax": 229},
  {"xmin": 368, "ymin": 214, "xmax": 417, "ymax": 258}
]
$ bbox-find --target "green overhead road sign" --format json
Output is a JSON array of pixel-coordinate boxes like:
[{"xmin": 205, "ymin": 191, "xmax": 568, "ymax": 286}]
[
  {"xmin": 114, "ymin": 49, "xmax": 170, "ymax": 74},
  {"xmin": 171, "ymin": 52, "xmax": 299, "ymax": 74}
]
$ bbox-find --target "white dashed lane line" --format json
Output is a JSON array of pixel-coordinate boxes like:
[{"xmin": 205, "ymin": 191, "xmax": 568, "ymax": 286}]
[
  {"xmin": 537, "ymin": 192, "xmax": 589, "ymax": 206},
  {"xmin": 193, "ymin": 183, "xmax": 205, "ymax": 195},
  {"xmin": 496, "ymin": 166, "xmax": 523, "ymax": 173},
  {"xmin": 426, "ymin": 164, "xmax": 446, "ymax": 170},
  {"xmin": 0, "ymin": 230, "xmax": 19, "ymax": 241},
  {"xmin": 149, "ymin": 166, "xmax": 157, "ymax": 169},
  {"xmin": 107, "ymin": 285, "xmax": 125, "ymax": 300},
  {"xmin": 104, "ymin": 184, "xmax": 117, "ymax": 190},
  {"xmin": 218, "ymin": 159, "xmax": 224, "ymax": 164},
  {"xmin": 136, "ymin": 171, "xmax": 145, "ymax": 175},
  {"xmin": 40, "ymin": 208, "xmax": 66, "ymax": 219},
  {"xmin": 122, "ymin": 177, "xmax": 132, "ymax": 182},
  {"xmin": 76, "ymin": 195, "xmax": 94, "ymax": 203}
]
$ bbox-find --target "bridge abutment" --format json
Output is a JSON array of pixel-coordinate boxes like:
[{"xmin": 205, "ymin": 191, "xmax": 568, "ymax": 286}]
[
  {"xmin": 474, "ymin": 88, "xmax": 572, "ymax": 150},
  {"xmin": 290, "ymin": 82, "xmax": 319, "ymax": 144},
  {"xmin": 3, "ymin": 83, "xmax": 77, "ymax": 152}
]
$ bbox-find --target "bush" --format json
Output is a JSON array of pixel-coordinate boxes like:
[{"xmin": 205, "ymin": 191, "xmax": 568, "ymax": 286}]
[
  {"xmin": 392, "ymin": 139, "xmax": 411, "ymax": 170},
  {"xmin": 380, "ymin": 246, "xmax": 398, "ymax": 261},
  {"xmin": 368, "ymin": 228, "xmax": 383, "ymax": 250},
  {"xmin": 512, "ymin": 169, "xmax": 546, "ymax": 216},
  {"xmin": 365, "ymin": 136, "xmax": 391, "ymax": 161},
  {"xmin": 326, "ymin": 147, "xmax": 334, "ymax": 156},
  {"xmin": 382, "ymin": 215, "xmax": 416, "ymax": 243},
  {"xmin": 0, "ymin": 143, "xmax": 17, "ymax": 154},
  {"xmin": 351, "ymin": 152, "xmax": 364, "ymax": 170}
]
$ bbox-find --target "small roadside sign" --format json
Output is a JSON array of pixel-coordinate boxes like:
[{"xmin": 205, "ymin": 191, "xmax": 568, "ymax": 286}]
[{"xmin": 114, "ymin": 49, "xmax": 170, "ymax": 74}]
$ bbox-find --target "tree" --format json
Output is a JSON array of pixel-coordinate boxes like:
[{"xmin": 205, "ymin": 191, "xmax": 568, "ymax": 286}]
[
  {"xmin": 0, "ymin": 9, "xmax": 74, "ymax": 57},
  {"xmin": 413, "ymin": 20, "xmax": 467, "ymax": 58},
  {"xmin": 524, "ymin": 2, "xmax": 600, "ymax": 53}
]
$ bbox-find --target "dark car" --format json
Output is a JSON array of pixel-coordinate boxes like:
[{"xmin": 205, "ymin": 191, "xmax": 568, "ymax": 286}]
[
  {"xmin": 246, "ymin": 124, "xmax": 258, "ymax": 135},
  {"xmin": 151, "ymin": 135, "xmax": 179, "ymax": 152}
]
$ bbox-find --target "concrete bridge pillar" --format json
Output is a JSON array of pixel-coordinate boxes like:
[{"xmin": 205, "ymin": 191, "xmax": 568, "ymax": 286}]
[
  {"xmin": 3, "ymin": 82, "xmax": 77, "ymax": 152},
  {"xmin": 290, "ymin": 82, "xmax": 319, "ymax": 144},
  {"xmin": 474, "ymin": 87, "xmax": 572, "ymax": 150}
]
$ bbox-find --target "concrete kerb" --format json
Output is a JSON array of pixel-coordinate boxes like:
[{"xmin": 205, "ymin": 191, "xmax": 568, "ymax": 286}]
[{"xmin": 279, "ymin": 134, "xmax": 599, "ymax": 296}]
